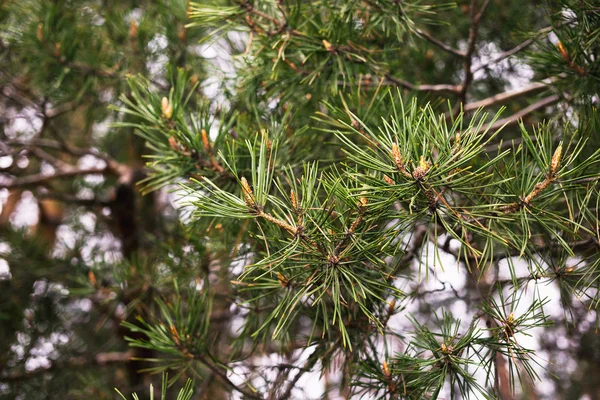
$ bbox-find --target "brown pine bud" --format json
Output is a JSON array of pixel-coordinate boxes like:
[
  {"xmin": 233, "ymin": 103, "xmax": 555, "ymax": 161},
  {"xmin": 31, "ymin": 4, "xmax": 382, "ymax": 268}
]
[
  {"xmin": 168, "ymin": 136, "xmax": 180, "ymax": 152},
  {"xmin": 290, "ymin": 190, "xmax": 298, "ymax": 209},
  {"xmin": 388, "ymin": 298, "xmax": 396, "ymax": 314},
  {"xmin": 54, "ymin": 42, "xmax": 61, "ymax": 58},
  {"xmin": 170, "ymin": 325, "xmax": 181, "ymax": 345},
  {"xmin": 36, "ymin": 23, "xmax": 44, "ymax": 42},
  {"xmin": 88, "ymin": 271, "xmax": 97, "ymax": 287},
  {"xmin": 391, "ymin": 143, "xmax": 402, "ymax": 168},
  {"xmin": 383, "ymin": 175, "xmax": 394, "ymax": 185},
  {"xmin": 277, "ymin": 271, "xmax": 289, "ymax": 287},
  {"xmin": 557, "ymin": 41, "xmax": 569, "ymax": 62},
  {"xmin": 550, "ymin": 143, "xmax": 562, "ymax": 176},
  {"xmin": 201, "ymin": 129, "xmax": 211, "ymax": 152},
  {"xmin": 129, "ymin": 20, "xmax": 138, "ymax": 39},
  {"xmin": 240, "ymin": 177, "xmax": 254, "ymax": 206}
]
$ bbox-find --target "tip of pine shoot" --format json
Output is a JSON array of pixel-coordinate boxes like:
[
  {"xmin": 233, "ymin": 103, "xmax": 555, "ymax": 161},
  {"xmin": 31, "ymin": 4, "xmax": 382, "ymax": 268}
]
[
  {"xmin": 550, "ymin": 143, "xmax": 562, "ymax": 176},
  {"xmin": 161, "ymin": 97, "xmax": 173, "ymax": 119}
]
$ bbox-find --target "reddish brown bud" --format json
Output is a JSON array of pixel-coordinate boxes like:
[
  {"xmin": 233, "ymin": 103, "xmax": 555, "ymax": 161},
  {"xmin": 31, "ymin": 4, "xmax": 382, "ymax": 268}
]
[{"xmin": 129, "ymin": 20, "xmax": 138, "ymax": 39}]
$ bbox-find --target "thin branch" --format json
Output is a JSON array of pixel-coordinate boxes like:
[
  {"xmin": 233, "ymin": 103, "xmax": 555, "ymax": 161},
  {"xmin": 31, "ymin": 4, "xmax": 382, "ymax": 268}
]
[
  {"xmin": 6, "ymin": 138, "xmax": 130, "ymax": 177},
  {"xmin": 1, "ymin": 351, "xmax": 133, "ymax": 382},
  {"xmin": 36, "ymin": 190, "xmax": 110, "ymax": 207},
  {"xmin": 456, "ymin": 0, "xmax": 492, "ymax": 109},
  {"xmin": 28, "ymin": 147, "xmax": 72, "ymax": 170},
  {"xmin": 461, "ymin": 77, "xmax": 559, "ymax": 113},
  {"xmin": 484, "ymin": 94, "xmax": 561, "ymax": 131},
  {"xmin": 384, "ymin": 73, "xmax": 461, "ymax": 93},
  {"xmin": 389, "ymin": 225, "xmax": 428, "ymax": 279},
  {"xmin": 195, "ymin": 353, "xmax": 263, "ymax": 400},
  {"xmin": 1, "ymin": 166, "xmax": 111, "ymax": 189},
  {"xmin": 415, "ymin": 28, "xmax": 465, "ymax": 58},
  {"xmin": 277, "ymin": 346, "xmax": 323, "ymax": 400},
  {"xmin": 473, "ymin": 38, "xmax": 533, "ymax": 74}
]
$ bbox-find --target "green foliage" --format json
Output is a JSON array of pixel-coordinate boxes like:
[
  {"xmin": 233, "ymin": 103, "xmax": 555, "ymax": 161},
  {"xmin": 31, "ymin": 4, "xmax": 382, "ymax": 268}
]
[
  {"xmin": 115, "ymin": 373, "xmax": 194, "ymax": 400},
  {"xmin": 2, "ymin": 0, "xmax": 600, "ymax": 399}
]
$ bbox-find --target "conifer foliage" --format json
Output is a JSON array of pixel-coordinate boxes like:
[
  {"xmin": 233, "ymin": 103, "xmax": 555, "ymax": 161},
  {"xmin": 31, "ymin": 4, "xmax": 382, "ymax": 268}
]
[{"xmin": 1, "ymin": 0, "xmax": 600, "ymax": 399}]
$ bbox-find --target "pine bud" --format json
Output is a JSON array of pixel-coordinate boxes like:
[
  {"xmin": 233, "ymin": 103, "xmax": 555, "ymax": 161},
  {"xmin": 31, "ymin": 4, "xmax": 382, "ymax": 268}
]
[
  {"xmin": 382, "ymin": 360, "xmax": 390, "ymax": 377},
  {"xmin": 129, "ymin": 20, "xmax": 138, "ymax": 39},
  {"xmin": 440, "ymin": 343, "xmax": 453, "ymax": 354},
  {"xmin": 240, "ymin": 177, "xmax": 254, "ymax": 206},
  {"xmin": 359, "ymin": 196, "xmax": 368, "ymax": 207},
  {"xmin": 36, "ymin": 23, "xmax": 44, "ymax": 42},
  {"xmin": 419, "ymin": 155, "xmax": 429, "ymax": 172},
  {"xmin": 412, "ymin": 155, "xmax": 430, "ymax": 180},
  {"xmin": 88, "ymin": 271, "xmax": 97, "ymax": 287},
  {"xmin": 161, "ymin": 97, "xmax": 173, "ymax": 119},
  {"xmin": 391, "ymin": 143, "xmax": 402, "ymax": 169},
  {"xmin": 290, "ymin": 190, "xmax": 298, "ymax": 209},
  {"xmin": 557, "ymin": 41, "xmax": 569, "ymax": 62},
  {"xmin": 388, "ymin": 298, "xmax": 396, "ymax": 314},
  {"xmin": 550, "ymin": 143, "xmax": 562, "ymax": 176},
  {"xmin": 277, "ymin": 272, "xmax": 289, "ymax": 287},
  {"xmin": 170, "ymin": 325, "xmax": 181, "ymax": 345},
  {"xmin": 201, "ymin": 129, "xmax": 211, "ymax": 152},
  {"xmin": 506, "ymin": 312, "xmax": 515, "ymax": 325},
  {"xmin": 168, "ymin": 136, "xmax": 180, "ymax": 152},
  {"xmin": 322, "ymin": 39, "xmax": 334, "ymax": 52},
  {"xmin": 383, "ymin": 175, "xmax": 394, "ymax": 185}
]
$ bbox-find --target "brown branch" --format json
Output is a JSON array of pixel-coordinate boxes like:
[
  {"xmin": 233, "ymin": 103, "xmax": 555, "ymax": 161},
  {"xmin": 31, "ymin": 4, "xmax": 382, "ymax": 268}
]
[
  {"xmin": 277, "ymin": 345, "xmax": 323, "ymax": 400},
  {"xmin": 1, "ymin": 351, "xmax": 133, "ymax": 382},
  {"xmin": 28, "ymin": 147, "xmax": 72, "ymax": 171},
  {"xmin": 194, "ymin": 353, "xmax": 263, "ymax": 400},
  {"xmin": 484, "ymin": 94, "xmax": 561, "ymax": 131},
  {"xmin": 36, "ymin": 190, "xmax": 110, "ymax": 207},
  {"xmin": 415, "ymin": 28, "xmax": 465, "ymax": 58},
  {"xmin": 456, "ymin": 0, "xmax": 491, "ymax": 110},
  {"xmin": 1, "ymin": 166, "xmax": 113, "ymax": 189},
  {"xmin": 6, "ymin": 138, "xmax": 130, "ymax": 177},
  {"xmin": 460, "ymin": 77, "xmax": 559, "ymax": 113},
  {"xmin": 237, "ymin": 0, "xmax": 306, "ymax": 38},
  {"xmin": 473, "ymin": 38, "xmax": 533, "ymax": 74},
  {"xmin": 389, "ymin": 225, "xmax": 428, "ymax": 280},
  {"xmin": 384, "ymin": 73, "xmax": 461, "ymax": 93}
]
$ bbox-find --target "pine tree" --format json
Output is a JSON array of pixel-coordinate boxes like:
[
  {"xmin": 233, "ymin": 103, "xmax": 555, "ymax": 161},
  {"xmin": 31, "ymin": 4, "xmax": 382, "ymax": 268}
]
[{"xmin": 1, "ymin": 0, "xmax": 599, "ymax": 399}]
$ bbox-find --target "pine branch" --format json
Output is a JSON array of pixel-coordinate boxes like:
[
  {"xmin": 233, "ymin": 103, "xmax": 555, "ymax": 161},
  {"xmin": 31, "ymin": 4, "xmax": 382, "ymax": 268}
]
[
  {"xmin": 1, "ymin": 351, "xmax": 133, "ymax": 382},
  {"xmin": 484, "ymin": 94, "xmax": 561, "ymax": 131},
  {"xmin": 415, "ymin": 28, "xmax": 465, "ymax": 58},
  {"xmin": 1, "ymin": 166, "xmax": 112, "ymax": 189},
  {"xmin": 277, "ymin": 346, "xmax": 323, "ymax": 400},
  {"xmin": 460, "ymin": 77, "xmax": 560, "ymax": 113},
  {"xmin": 457, "ymin": 0, "xmax": 492, "ymax": 107}
]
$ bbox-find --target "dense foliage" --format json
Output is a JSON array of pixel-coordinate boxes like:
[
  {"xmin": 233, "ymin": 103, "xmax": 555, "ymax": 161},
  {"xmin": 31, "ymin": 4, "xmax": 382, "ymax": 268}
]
[{"xmin": 1, "ymin": 0, "xmax": 600, "ymax": 399}]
